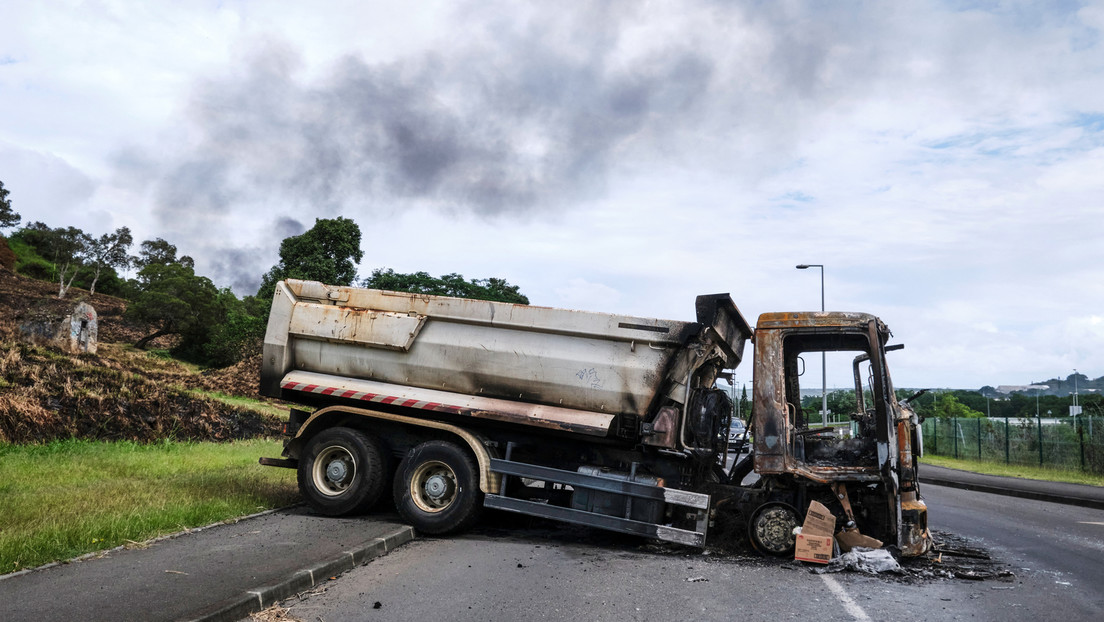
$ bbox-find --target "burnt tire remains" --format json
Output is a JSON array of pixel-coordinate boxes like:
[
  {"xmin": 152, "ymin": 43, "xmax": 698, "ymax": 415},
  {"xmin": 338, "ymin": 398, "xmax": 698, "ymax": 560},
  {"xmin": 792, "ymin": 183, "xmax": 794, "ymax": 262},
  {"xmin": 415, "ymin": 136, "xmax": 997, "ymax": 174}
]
[{"xmin": 748, "ymin": 502, "xmax": 800, "ymax": 556}]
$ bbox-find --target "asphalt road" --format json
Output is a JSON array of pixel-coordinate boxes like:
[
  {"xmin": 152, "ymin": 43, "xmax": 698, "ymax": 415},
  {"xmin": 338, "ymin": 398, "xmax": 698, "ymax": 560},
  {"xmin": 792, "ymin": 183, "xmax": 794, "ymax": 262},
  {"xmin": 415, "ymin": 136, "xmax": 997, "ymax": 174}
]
[
  {"xmin": 923, "ymin": 483, "xmax": 1104, "ymax": 618},
  {"xmin": 256, "ymin": 485, "xmax": 1104, "ymax": 622}
]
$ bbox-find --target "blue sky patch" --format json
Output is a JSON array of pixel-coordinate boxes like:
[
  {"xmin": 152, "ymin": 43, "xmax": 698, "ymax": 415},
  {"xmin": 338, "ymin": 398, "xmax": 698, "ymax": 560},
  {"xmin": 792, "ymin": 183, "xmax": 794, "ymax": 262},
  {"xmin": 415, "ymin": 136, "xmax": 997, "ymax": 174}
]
[{"xmin": 1070, "ymin": 113, "xmax": 1104, "ymax": 133}]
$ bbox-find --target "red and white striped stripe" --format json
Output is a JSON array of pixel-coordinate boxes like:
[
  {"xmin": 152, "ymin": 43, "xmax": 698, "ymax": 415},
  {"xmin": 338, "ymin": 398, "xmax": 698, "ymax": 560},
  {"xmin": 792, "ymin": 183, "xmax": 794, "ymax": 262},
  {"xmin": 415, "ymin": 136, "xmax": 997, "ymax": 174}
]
[{"xmin": 280, "ymin": 379, "xmax": 465, "ymax": 415}]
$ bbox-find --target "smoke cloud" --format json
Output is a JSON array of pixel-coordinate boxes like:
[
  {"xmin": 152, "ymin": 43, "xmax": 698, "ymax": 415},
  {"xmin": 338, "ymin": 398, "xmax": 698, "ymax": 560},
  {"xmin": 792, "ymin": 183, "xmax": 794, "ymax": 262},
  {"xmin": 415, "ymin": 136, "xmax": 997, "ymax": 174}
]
[{"xmin": 117, "ymin": 1, "xmax": 1013, "ymax": 293}]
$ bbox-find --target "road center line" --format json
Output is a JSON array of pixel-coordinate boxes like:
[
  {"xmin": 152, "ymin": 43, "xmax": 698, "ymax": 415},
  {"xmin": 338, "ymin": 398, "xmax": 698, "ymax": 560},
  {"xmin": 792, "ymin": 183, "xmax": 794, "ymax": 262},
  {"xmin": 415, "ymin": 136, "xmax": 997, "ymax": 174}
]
[{"xmin": 819, "ymin": 574, "xmax": 872, "ymax": 622}]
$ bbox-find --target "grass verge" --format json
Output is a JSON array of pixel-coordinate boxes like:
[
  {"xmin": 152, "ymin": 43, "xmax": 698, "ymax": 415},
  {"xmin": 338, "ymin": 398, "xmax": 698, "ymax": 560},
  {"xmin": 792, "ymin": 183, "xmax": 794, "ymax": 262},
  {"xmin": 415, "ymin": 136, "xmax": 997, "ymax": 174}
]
[
  {"xmin": 184, "ymin": 388, "xmax": 288, "ymax": 419},
  {"xmin": 0, "ymin": 438, "xmax": 299, "ymax": 574},
  {"xmin": 920, "ymin": 454, "xmax": 1104, "ymax": 487}
]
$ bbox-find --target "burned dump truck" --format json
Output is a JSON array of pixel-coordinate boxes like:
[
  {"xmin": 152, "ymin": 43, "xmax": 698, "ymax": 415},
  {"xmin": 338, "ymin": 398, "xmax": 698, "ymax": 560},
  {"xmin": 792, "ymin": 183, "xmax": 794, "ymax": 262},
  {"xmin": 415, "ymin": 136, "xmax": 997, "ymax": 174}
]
[{"xmin": 260, "ymin": 279, "xmax": 931, "ymax": 556}]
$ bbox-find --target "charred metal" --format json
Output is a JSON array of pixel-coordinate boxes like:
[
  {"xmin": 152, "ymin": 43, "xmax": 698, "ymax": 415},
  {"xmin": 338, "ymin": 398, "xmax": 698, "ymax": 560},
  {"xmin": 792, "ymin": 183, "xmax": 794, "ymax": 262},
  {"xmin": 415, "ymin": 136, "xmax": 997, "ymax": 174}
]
[{"xmin": 259, "ymin": 280, "xmax": 931, "ymax": 558}]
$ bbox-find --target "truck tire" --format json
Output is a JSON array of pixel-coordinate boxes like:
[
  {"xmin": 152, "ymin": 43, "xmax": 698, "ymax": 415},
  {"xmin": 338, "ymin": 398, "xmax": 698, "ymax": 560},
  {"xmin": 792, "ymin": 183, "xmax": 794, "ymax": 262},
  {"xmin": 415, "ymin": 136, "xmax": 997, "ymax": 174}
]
[
  {"xmin": 748, "ymin": 502, "xmax": 799, "ymax": 556},
  {"xmin": 298, "ymin": 427, "xmax": 389, "ymax": 516},
  {"xmin": 393, "ymin": 440, "xmax": 483, "ymax": 535}
]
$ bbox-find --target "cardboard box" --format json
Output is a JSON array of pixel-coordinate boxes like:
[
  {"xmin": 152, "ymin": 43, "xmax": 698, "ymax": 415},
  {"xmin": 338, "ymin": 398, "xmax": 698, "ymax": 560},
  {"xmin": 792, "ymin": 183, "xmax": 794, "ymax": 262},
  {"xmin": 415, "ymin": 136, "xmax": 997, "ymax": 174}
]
[
  {"xmin": 802, "ymin": 500, "xmax": 836, "ymax": 537},
  {"xmin": 794, "ymin": 500, "xmax": 837, "ymax": 564},
  {"xmin": 835, "ymin": 529, "xmax": 883, "ymax": 552},
  {"xmin": 794, "ymin": 532, "xmax": 835, "ymax": 563}
]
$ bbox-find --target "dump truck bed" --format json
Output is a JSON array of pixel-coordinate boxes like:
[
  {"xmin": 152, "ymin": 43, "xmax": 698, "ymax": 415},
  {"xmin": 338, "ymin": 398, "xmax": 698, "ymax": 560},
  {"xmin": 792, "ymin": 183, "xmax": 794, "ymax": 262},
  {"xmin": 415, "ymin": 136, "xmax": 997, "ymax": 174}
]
[{"xmin": 261, "ymin": 280, "xmax": 750, "ymax": 438}]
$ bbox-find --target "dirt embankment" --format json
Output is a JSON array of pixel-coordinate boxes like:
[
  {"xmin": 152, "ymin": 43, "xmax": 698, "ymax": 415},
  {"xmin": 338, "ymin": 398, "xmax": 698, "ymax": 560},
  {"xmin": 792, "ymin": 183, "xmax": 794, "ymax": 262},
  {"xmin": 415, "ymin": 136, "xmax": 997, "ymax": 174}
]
[
  {"xmin": 0, "ymin": 267, "xmax": 281, "ymax": 444},
  {"xmin": 0, "ymin": 236, "xmax": 16, "ymax": 271}
]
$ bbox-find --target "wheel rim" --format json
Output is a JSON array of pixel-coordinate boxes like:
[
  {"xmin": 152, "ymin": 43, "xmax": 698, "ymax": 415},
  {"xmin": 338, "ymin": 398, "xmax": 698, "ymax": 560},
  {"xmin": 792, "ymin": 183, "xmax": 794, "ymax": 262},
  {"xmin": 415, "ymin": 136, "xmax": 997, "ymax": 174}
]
[
  {"xmin": 313, "ymin": 445, "xmax": 356, "ymax": 497},
  {"xmin": 410, "ymin": 460, "xmax": 458, "ymax": 513},
  {"xmin": 750, "ymin": 504, "xmax": 799, "ymax": 555}
]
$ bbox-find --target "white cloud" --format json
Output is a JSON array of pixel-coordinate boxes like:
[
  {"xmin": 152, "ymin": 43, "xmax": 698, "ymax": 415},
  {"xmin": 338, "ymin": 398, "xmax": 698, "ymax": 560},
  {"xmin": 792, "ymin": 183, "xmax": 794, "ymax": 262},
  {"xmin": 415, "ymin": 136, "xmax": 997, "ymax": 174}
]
[{"xmin": 553, "ymin": 279, "xmax": 624, "ymax": 312}]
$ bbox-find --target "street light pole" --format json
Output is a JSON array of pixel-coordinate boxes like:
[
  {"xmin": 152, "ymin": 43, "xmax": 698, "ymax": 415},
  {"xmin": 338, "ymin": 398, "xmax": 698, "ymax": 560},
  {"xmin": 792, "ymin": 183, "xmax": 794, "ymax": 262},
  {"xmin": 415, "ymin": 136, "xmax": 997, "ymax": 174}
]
[
  {"xmin": 796, "ymin": 264, "xmax": 826, "ymax": 423},
  {"xmin": 1072, "ymin": 369, "xmax": 1081, "ymax": 418},
  {"xmin": 1074, "ymin": 369, "xmax": 1079, "ymax": 409}
]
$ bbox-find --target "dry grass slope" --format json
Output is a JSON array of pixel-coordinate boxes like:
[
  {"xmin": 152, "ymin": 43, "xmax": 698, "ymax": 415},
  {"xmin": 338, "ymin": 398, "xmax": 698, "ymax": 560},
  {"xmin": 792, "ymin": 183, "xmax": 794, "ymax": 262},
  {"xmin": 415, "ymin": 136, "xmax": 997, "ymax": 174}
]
[{"xmin": 0, "ymin": 267, "xmax": 282, "ymax": 444}]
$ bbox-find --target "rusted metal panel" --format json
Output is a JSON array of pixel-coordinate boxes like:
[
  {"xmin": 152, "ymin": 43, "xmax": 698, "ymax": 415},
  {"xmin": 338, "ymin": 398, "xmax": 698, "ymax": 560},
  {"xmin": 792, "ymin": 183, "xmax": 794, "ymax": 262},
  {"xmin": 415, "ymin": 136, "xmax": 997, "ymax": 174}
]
[
  {"xmin": 287, "ymin": 302, "xmax": 426, "ymax": 351},
  {"xmin": 755, "ymin": 311, "xmax": 880, "ymax": 330},
  {"xmin": 899, "ymin": 493, "xmax": 933, "ymax": 556},
  {"xmin": 752, "ymin": 327, "xmax": 786, "ymax": 471},
  {"xmin": 750, "ymin": 310, "xmax": 931, "ymax": 555},
  {"xmin": 641, "ymin": 406, "xmax": 679, "ymax": 448}
]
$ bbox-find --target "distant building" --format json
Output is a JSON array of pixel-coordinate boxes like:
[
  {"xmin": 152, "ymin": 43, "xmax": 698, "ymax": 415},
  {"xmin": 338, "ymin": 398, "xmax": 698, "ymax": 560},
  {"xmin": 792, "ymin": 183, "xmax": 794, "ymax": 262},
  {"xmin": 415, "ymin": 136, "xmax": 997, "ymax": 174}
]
[{"xmin": 995, "ymin": 384, "xmax": 1049, "ymax": 395}]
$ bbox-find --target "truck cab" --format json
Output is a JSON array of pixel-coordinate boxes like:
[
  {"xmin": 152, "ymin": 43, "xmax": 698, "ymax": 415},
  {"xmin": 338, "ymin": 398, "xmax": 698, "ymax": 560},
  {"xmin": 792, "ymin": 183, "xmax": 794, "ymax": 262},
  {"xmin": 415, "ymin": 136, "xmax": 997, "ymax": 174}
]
[{"xmin": 745, "ymin": 312, "xmax": 931, "ymax": 556}]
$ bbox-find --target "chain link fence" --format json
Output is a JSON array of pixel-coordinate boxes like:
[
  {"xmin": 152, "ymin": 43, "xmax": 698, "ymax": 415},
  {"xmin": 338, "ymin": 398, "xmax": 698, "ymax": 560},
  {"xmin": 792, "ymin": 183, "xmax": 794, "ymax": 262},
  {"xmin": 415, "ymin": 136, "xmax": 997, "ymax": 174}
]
[{"xmin": 921, "ymin": 416, "xmax": 1104, "ymax": 474}]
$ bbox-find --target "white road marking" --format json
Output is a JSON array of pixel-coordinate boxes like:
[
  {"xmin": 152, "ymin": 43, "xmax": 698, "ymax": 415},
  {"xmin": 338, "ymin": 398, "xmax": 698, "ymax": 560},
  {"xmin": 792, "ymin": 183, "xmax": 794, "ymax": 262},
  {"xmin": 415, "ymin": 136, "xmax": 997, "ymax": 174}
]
[
  {"xmin": 1077, "ymin": 521, "xmax": 1104, "ymax": 526},
  {"xmin": 820, "ymin": 574, "xmax": 872, "ymax": 622}
]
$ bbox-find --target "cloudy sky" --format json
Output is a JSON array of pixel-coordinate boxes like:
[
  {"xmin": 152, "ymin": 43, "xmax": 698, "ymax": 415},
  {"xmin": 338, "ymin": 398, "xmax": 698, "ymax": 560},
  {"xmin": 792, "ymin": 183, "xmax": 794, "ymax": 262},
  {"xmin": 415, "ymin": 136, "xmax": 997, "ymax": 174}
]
[{"xmin": 2, "ymin": 1, "xmax": 1102, "ymax": 390}]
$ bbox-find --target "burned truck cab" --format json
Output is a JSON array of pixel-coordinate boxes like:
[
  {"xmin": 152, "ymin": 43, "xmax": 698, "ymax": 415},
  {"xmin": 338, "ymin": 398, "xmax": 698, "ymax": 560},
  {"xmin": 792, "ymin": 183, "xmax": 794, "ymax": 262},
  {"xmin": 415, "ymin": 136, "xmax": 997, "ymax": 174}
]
[{"xmin": 747, "ymin": 312, "xmax": 931, "ymax": 556}]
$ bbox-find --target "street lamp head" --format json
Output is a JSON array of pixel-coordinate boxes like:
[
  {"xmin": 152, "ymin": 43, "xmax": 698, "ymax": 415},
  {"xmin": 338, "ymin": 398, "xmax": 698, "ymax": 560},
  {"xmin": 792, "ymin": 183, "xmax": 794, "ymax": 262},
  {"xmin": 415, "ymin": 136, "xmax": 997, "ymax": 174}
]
[{"xmin": 796, "ymin": 264, "xmax": 809, "ymax": 269}]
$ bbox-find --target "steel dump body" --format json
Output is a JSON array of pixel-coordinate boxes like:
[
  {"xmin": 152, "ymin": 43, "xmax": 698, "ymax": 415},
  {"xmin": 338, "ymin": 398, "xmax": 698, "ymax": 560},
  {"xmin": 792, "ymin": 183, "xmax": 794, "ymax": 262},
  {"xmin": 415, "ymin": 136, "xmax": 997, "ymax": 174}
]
[
  {"xmin": 261, "ymin": 280, "xmax": 929, "ymax": 555},
  {"xmin": 262, "ymin": 279, "xmax": 749, "ymax": 441}
]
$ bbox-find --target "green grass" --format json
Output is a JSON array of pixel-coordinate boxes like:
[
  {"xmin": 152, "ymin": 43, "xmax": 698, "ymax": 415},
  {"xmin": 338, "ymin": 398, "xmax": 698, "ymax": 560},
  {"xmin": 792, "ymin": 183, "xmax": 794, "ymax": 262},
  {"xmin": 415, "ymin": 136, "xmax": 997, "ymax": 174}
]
[
  {"xmin": 921, "ymin": 454, "xmax": 1104, "ymax": 487},
  {"xmin": 0, "ymin": 439, "xmax": 299, "ymax": 574},
  {"xmin": 184, "ymin": 389, "xmax": 288, "ymax": 419}
]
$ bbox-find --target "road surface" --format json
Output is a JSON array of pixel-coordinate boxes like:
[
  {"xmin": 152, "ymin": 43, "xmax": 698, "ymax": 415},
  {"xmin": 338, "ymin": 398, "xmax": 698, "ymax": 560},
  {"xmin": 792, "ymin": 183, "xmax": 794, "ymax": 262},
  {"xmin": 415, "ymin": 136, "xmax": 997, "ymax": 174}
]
[{"xmin": 257, "ymin": 484, "xmax": 1104, "ymax": 621}]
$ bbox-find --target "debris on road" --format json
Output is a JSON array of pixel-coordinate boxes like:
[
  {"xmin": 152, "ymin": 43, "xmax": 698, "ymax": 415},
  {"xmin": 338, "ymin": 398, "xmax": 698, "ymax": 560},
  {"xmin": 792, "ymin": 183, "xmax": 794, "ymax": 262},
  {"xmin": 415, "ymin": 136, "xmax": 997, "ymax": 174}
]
[
  {"xmin": 898, "ymin": 531, "xmax": 1015, "ymax": 583},
  {"xmin": 815, "ymin": 548, "xmax": 902, "ymax": 575},
  {"xmin": 250, "ymin": 605, "xmax": 303, "ymax": 622}
]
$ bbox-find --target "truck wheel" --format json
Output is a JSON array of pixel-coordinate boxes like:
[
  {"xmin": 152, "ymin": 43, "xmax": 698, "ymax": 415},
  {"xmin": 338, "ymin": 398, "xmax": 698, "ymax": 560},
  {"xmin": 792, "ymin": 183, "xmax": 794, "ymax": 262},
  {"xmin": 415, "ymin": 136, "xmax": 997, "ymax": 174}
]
[
  {"xmin": 748, "ymin": 502, "xmax": 799, "ymax": 556},
  {"xmin": 298, "ymin": 427, "xmax": 389, "ymax": 516},
  {"xmin": 393, "ymin": 440, "xmax": 483, "ymax": 535}
]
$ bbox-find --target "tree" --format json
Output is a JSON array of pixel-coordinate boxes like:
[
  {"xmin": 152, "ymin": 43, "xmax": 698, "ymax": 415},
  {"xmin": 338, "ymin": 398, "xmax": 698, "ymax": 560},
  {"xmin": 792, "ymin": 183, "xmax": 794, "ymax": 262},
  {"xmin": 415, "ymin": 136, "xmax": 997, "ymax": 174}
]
[
  {"xmin": 85, "ymin": 226, "xmax": 133, "ymax": 295},
  {"xmin": 127, "ymin": 262, "xmax": 221, "ymax": 351},
  {"xmin": 51, "ymin": 228, "xmax": 92, "ymax": 299},
  {"xmin": 202, "ymin": 289, "xmax": 269, "ymax": 366},
  {"xmin": 932, "ymin": 394, "xmax": 985, "ymax": 419},
  {"xmin": 16, "ymin": 221, "xmax": 91, "ymax": 298},
  {"xmin": 133, "ymin": 237, "xmax": 194, "ymax": 270},
  {"xmin": 257, "ymin": 217, "xmax": 364, "ymax": 300},
  {"xmin": 0, "ymin": 180, "xmax": 19, "ymax": 230},
  {"xmin": 361, "ymin": 268, "xmax": 529, "ymax": 304}
]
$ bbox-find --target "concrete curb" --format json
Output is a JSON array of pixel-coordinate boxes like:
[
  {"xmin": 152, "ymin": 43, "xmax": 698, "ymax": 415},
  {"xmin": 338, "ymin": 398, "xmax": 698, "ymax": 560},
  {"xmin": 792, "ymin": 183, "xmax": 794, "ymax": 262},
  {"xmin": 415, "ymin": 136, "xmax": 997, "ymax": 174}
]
[
  {"xmin": 0, "ymin": 505, "xmax": 301, "ymax": 583},
  {"xmin": 919, "ymin": 475, "xmax": 1104, "ymax": 511},
  {"xmin": 181, "ymin": 525, "xmax": 415, "ymax": 622}
]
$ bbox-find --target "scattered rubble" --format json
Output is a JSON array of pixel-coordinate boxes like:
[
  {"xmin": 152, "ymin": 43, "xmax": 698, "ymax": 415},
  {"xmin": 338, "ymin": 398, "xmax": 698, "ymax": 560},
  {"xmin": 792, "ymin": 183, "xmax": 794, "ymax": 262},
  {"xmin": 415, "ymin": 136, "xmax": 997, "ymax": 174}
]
[
  {"xmin": 816, "ymin": 548, "xmax": 903, "ymax": 575},
  {"xmin": 473, "ymin": 514, "xmax": 1012, "ymax": 586},
  {"xmin": 250, "ymin": 605, "xmax": 304, "ymax": 622}
]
